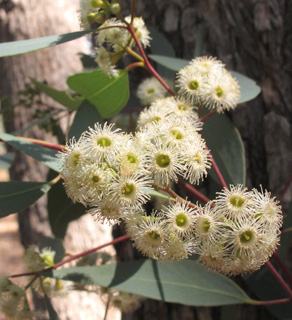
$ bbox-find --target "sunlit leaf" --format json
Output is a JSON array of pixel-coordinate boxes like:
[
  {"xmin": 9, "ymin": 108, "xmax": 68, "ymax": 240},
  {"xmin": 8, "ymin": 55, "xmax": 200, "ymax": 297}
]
[
  {"xmin": 67, "ymin": 70, "xmax": 129, "ymax": 119},
  {"xmin": 0, "ymin": 31, "xmax": 89, "ymax": 57},
  {"xmin": 0, "ymin": 133, "xmax": 60, "ymax": 172},
  {"xmin": 31, "ymin": 79, "xmax": 84, "ymax": 110},
  {"xmin": 49, "ymin": 259, "xmax": 253, "ymax": 306}
]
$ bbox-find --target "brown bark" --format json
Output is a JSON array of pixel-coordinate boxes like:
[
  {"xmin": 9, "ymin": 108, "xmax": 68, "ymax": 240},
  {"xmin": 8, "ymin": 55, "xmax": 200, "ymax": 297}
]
[{"xmin": 0, "ymin": 1, "xmax": 120, "ymax": 319}]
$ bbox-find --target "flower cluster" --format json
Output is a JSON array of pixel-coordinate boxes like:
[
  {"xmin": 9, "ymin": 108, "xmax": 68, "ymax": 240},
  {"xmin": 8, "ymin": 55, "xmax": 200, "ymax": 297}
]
[
  {"xmin": 95, "ymin": 16, "xmax": 150, "ymax": 76},
  {"xmin": 176, "ymin": 56, "xmax": 240, "ymax": 112},
  {"xmin": 24, "ymin": 246, "xmax": 67, "ymax": 297}
]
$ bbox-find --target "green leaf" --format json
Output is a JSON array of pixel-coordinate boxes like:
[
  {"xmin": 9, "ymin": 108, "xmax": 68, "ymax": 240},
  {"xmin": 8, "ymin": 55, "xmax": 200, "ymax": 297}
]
[
  {"xmin": 142, "ymin": 187, "xmax": 174, "ymax": 201},
  {"xmin": 68, "ymin": 101, "xmax": 103, "ymax": 140},
  {"xmin": 0, "ymin": 152, "xmax": 14, "ymax": 169},
  {"xmin": 244, "ymin": 267, "xmax": 292, "ymax": 319},
  {"xmin": 47, "ymin": 173, "xmax": 86, "ymax": 239},
  {"xmin": 0, "ymin": 181, "xmax": 52, "ymax": 217},
  {"xmin": 31, "ymin": 79, "xmax": 84, "ymax": 110},
  {"xmin": 148, "ymin": 54, "xmax": 261, "ymax": 103},
  {"xmin": 44, "ymin": 294, "xmax": 60, "ymax": 320},
  {"xmin": 67, "ymin": 70, "xmax": 129, "ymax": 119},
  {"xmin": 229, "ymin": 71, "xmax": 261, "ymax": 104},
  {"xmin": 202, "ymin": 113, "xmax": 245, "ymax": 186},
  {"xmin": 0, "ymin": 31, "xmax": 89, "ymax": 58},
  {"xmin": 0, "ymin": 133, "xmax": 61, "ymax": 172},
  {"xmin": 50, "ymin": 259, "xmax": 252, "ymax": 306}
]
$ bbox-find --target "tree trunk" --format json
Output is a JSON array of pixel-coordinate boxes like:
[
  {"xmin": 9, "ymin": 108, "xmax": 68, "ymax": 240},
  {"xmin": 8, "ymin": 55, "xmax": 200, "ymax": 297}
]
[
  {"xmin": 122, "ymin": 0, "xmax": 292, "ymax": 319},
  {"xmin": 0, "ymin": 1, "xmax": 120, "ymax": 319}
]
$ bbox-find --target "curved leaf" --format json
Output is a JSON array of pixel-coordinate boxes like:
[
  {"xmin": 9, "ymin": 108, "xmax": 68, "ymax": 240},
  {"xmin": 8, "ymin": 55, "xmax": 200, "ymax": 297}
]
[
  {"xmin": 0, "ymin": 133, "xmax": 60, "ymax": 172},
  {"xmin": 0, "ymin": 31, "xmax": 89, "ymax": 58},
  {"xmin": 31, "ymin": 79, "xmax": 84, "ymax": 110},
  {"xmin": 148, "ymin": 54, "xmax": 261, "ymax": 103},
  {"xmin": 68, "ymin": 101, "xmax": 103, "ymax": 140},
  {"xmin": 0, "ymin": 181, "xmax": 51, "ymax": 217},
  {"xmin": 50, "ymin": 259, "xmax": 253, "ymax": 306},
  {"xmin": 47, "ymin": 173, "xmax": 86, "ymax": 239},
  {"xmin": 202, "ymin": 113, "xmax": 245, "ymax": 186},
  {"xmin": 67, "ymin": 70, "xmax": 129, "ymax": 119}
]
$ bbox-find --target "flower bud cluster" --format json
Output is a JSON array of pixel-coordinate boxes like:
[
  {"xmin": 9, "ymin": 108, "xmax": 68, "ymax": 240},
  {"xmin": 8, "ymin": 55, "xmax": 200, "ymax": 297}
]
[{"xmin": 176, "ymin": 56, "xmax": 240, "ymax": 112}]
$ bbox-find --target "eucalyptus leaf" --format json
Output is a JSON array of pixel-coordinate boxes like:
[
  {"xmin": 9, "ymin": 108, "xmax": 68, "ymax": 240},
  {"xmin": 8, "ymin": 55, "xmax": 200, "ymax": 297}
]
[
  {"xmin": 67, "ymin": 70, "xmax": 129, "ymax": 119},
  {"xmin": 0, "ymin": 133, "xmax": 61, "ymax": 172},
  {"xmin": 44, "ymin": 294, "xmax": 60, "ymax": 320},
  {"xmin": 202, "ymin": 113, "xmax": 246, "ymax": 186},
  {"xmin": 0, "ymin": 30, "xmax": 89, "ymax": 58},
  {"xmin": 244, "ymin": 267, "xmax": 292, "ymax": 319},
  {"xmin": 0, "ymin": 152, "xmax": 14, "ymax": 169},
  {"xmin": 47, "ymin": 173, "xmax": 86, "ymax": 239},
  {"xmin": 148, "ymin": 54, "xmax": 261, "ymax": 103},
  {"xmin": 0, "ymin": 181, "xmax": 52, "ymax": 217},
  {"xmin": 50, "ymin": 259, "xmax": 253, "ymax": 306},
  {"xmin": 142, "ymin": 187, "xmax": 174, "ymax": 201},
  {"xmin": 68, "ymin": 101, "xmax": 103, "ymax": 140},
  {"xmin": 31, "ymin": 79, "xmax": 84, "ymax": 110}
]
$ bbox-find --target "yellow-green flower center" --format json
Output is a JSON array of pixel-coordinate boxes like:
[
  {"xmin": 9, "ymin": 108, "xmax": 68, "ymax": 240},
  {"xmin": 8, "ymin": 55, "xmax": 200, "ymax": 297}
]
[
  {"xmin": 240, "ymin": 230, "xmax": 254, "ymax": 244},
  {"xmin": 230, "ymin": 196, "xmax": 245, "ymax": 208},
  {"xmin": 121, "ymin": 183, "xmax": 136, "ymax": 197},
  {"xmin": 216, "ymin": 86, "xmax": 223, "ymax": 97},
  {"xmin": 92, "ymin": 175, "xmax": 101, "ymax": 183},
  {"xmin": 97, "ymin": 137, "xmax": 112, "ymax": 147},
  {"xmin": 147, "ymin": 231, "xmax": 160, "ymax": 240},
  {"xmin": 202, "ymin": 219, "xmax": 211, "ymax": 232},
  {"xmin": 156, "ymin": 154, "xmax": 171, "ymax": 168},
  {"xmin": 189, "ymin": 80, "xmax": 199, "ymax": 90},
  {"xmin": 171, "ymin": 129, "xmax": 183, "ymax": 139},
  {"xmin": 176, "ymin": 213, "xmax": 188, "ymax": 227},
  {"xmin": 72, "ymin": 153, "xmax": 80, "ymax": 166},
  {"xmin": 127, "ymin": 154, "xmax": 137, "ymax": 163},
  {"xmin": 147, "ymin": 88, "xmax": 155, "ymax": 94}
]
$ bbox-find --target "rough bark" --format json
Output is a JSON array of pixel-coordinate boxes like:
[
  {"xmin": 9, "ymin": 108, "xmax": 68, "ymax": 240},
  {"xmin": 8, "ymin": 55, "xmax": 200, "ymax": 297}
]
[{"xmin": 0, "ymin": 1, "xmax": 120, "ymax": 319}]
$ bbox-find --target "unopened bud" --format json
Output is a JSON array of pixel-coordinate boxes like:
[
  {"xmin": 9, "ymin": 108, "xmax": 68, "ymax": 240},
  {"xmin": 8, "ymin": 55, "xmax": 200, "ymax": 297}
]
[
  {"xmin": 90, "ymin": 0, "xmax": 104, "ymax": 8},
  {"xmin": 110, "ymin": 3, "xmax": 121, "ymax": 14}
]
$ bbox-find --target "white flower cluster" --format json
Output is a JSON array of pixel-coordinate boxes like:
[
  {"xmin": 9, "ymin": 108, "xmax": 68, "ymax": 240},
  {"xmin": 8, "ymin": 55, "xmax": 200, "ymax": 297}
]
[
  {"xmin": 60, "ymin": 100, "xmax": 209, "ymax": 225},
  {"xmin": 125, "ymin": 185, "xmax": 282, "ymax": 275},
  {"xmin": 176, "ymin": 56, "xmax": 240, "ymax": 112},
  {"xmin": 95, "ymin": 16, "xmax": 150, "ymax": 76}
]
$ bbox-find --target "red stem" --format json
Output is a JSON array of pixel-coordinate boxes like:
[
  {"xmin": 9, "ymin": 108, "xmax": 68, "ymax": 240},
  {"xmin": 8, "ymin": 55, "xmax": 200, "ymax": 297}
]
[
  {"xmin": 266, "ymin": 261, "xmax": 292, "ymax": 301},
  {"xmin": 127, "ymin": 23, "xmax": 175, "ymax": 96},
  {"xmin": 9, "ymin": 235, "xmax": 130, "ymax": 278},
  {"xmin": 19, "ymin": 137, "xmax": 65, "ymax": 152},
  {"xmin": 177, "ymin": 179, "xmax": 210, "ymax": 204},
  {"xmin": 208, "ymin": 150, "xmax": 228, "ymax": 189},
  {"xmin": 272, "ymin": 252, "xmax": 292, "ymax": 288},
  {"xmin": 251, "ymin": 298, "xmax": 291, "ymax": 306},
  {"xmin": 200, "ymin": 110, "xmax": 217, "ymax": 122}
]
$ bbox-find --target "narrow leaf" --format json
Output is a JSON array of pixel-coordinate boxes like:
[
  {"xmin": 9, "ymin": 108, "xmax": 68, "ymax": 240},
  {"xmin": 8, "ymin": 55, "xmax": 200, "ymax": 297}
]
[
  {"xmin": 0, "ymin": 133, "xmax": 61, "ymax": 172},
  {"xmin": 142, "ymin": 187, "xmax": 174, "ymax": 201},
  {"xmin": 67, "ymin": 70, "xmax": 129, "ymax": 119},
  {"xmin": 50, "ymin": 259, "xmax": 253, "ymax": 306},
  {"xmin": 202, "ymin": 113, "xmax": 246, "ymax": 186},
  {"xmin": 0, "ymin": 181, "xmax": 51, "ymax": 217},
  {"xmin": 47, "ymin": 173, "xmax": 86, "ymax": 239},
  {"xmin": 148, "ymin": 54, "xmax": 261, "ymax": 103},
  {"xmin": 68, "ymin": 101, "xmax": 103, "ymax": 140},
  {"xmin": 0, "ymin": 152, "xmax": 14, "ymax": 169},
  {"xmin": 0, "ymin": 31, "xmax": 89, "ymax": 58},
  {"xmin": 32, "ymin": 79, "xmax": 84, "ymax": 110},
  {"xmin": 44, "ymin": 294, "xmax": 60, "ymax": 320}
]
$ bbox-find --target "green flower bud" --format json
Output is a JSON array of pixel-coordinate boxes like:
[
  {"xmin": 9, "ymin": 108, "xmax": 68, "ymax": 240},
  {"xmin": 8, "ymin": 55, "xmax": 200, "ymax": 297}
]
[{"xmin": 110, "ymin": 3, "xmax": 121, "ymax": 14}]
